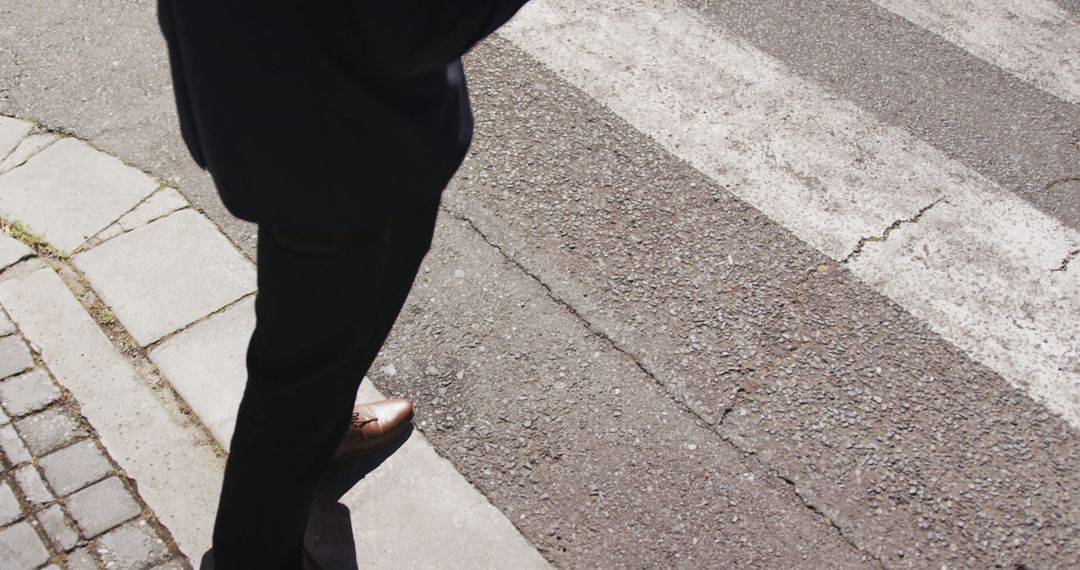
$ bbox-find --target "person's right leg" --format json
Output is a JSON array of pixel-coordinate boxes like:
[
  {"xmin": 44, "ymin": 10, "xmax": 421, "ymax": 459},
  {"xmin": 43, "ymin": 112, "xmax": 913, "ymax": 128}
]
[{"xmin": 211, "ymin": 204, "xmax": 439, "ymax": 570}]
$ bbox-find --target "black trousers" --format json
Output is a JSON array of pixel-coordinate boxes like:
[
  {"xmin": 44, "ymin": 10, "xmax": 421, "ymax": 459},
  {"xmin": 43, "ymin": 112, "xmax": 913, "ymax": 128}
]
[{"xmin": 211, "ymin": 204, "xmax": 440, "ymax": 569}]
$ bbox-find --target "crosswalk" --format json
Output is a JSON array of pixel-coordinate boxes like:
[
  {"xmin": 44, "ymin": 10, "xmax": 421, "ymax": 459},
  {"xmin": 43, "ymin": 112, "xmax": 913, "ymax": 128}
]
[
  {"xmin": 1, "ymin": 0, "xmax": 1078, "ymax": 567},
  {"xmin": 500, "ymin": 0, "xmax": 1080, "ymax": 429},
  {"xmin": 873, "ymin": 0, "xmax": 1080, "ymax": 106}
]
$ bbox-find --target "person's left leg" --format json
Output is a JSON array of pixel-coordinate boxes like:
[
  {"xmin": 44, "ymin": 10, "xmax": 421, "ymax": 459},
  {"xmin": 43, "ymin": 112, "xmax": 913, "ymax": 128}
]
[{"xmin": 211, "ymin": 204, "xmax": 439, "ymax": 570}]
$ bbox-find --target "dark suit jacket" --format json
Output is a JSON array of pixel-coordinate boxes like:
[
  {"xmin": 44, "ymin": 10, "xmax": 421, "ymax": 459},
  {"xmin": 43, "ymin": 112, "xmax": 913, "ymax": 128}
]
[{"xmin": 158, "ymin": 0, "xmax": 529, "ymax": 229}]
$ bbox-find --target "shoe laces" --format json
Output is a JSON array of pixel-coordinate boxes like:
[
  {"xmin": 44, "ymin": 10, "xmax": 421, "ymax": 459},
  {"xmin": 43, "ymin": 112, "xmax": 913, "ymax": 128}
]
[{"xmin": 348, "ymin": 410, "xmax": 378, "ymax": 432}]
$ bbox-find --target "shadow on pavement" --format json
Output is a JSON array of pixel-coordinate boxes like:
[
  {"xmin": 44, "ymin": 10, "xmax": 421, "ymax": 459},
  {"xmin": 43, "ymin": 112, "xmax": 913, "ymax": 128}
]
[
  {"xmin": 198, "ymin": 427, "xmax": 414, "ymax": 570},
  {"xmin": 304, "ymin": 426, "xmax": 415, "ymax": 569}
]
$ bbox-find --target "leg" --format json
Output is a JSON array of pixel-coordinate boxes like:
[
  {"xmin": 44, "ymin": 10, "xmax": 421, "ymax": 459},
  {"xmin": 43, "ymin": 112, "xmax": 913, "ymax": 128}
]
[{"xmin": 211, "ymin": 204, "xmax": 439, "ymax": 570}]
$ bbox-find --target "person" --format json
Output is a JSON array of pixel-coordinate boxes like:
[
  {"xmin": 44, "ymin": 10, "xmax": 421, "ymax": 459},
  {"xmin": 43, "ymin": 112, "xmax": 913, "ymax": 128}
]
[{"xmin": 157, "ymin": 2, "xmax": 531, "ymax": 568}]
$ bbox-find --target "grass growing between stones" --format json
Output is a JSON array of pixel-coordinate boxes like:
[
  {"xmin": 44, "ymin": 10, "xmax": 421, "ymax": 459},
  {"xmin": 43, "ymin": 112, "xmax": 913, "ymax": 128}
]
[{"xmin": 1, "ymin": 218, "xmax": 69, "ymax": 260}]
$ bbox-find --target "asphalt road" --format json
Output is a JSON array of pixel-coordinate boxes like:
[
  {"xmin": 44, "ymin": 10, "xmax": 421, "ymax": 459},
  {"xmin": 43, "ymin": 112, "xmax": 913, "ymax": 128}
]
[{"xmin": 2, "ymin": 0, "xmax": 1079, "ymax": 568}]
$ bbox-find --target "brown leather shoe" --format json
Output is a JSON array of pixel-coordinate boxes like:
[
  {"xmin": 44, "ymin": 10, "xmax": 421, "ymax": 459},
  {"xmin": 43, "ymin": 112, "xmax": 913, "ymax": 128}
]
[{"xmin": 332, "ymin": 399, "xmax": 414, "ymax": 461}]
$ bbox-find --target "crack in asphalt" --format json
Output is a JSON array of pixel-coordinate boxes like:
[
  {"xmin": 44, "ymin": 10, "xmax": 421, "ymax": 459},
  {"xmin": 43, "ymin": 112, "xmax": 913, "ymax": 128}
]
[
  {"xmin": 777, "ymin": 474, "xmax": 886, "ymax": 567},
  {"xmin": 1043, "ymin": 176, "xmax": 1080, "ymax": 191},
  {"xmin": 841, "ymin": 197, "xmax": 948, "ymax": 264},
  {"xmin": 445, "ymin": 206, "xmax": 883, "ymax": 565}
]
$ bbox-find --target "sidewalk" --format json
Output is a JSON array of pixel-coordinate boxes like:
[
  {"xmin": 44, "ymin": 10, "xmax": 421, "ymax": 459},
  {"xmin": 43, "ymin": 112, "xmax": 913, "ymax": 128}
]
[{"xmin": 0, "ymin": 115, "xmax": 552, "ymax": 569}]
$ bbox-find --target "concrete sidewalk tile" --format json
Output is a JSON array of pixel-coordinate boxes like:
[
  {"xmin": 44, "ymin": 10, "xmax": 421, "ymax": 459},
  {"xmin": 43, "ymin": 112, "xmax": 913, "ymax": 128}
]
[
  {"xmin": 0, "ymin": 132, "xmax": 61, "ymax": 176},
  {"xmin": 67, "ymin": 477, "xmax": 141, "ymax": 538},
  {"xmin": 14, "ymin": 465, "xmax": 52, "ymax": 509},
  {"xmin": 306, "ymin": 383, "xmax": 553, "ymax": 570},
  {"xmin": 0, "ymin": 117, "xmax": 34, "ymax": 162},
  {"xmin": 0, "ymin": 137, "xmax": 157, "ymax": 253},
  {"xmin": 95, "ymin": 519, "xmax": 170, "ymax": 569},
  {"xmin": 0, "ymin": 424, "xmax": 31, "ymax": 465},
  {"xmin": 37, "ymin": 504, "xmax": 79, "ymax": 551},
  {"xmin": 149, "ymin": 296, "xmax": 254, "ymax": 448},
  {"xmin": 0, "ymin": 335, "xmax": 33, "ymax": 380},
  {"xmin": 118, "ymin": 188, "xmax": 188, "ymax": 232},
  {"xmin": 0, "ymin": 369, "xmax": 61, "ymax": 417},
  {"xmin": 0, "ymin": 308, "xmax": 14, "ymax": 336},
  {"xmin": 0, "ymin": 481, "xmax": 21, "ymax": 526},
  {"xmin": 0, "ymin": 233, "xmax": 33, "ymax": 272},
  {"xmin": 13, "ymin": 407, "xmax": 87, "ymax": 456},
  {"xmin": 0, "ymin": 520, "xmax": 50, "ymax": 569},
  {"xmin": 39, "ymin": 440, "xmax": 113, "ymax": 496},
  {"xmin": 73, "ymin": 209, "xmax": 256, "ymax": 346},
  {"xmin": 0, "ymin": 268, "xmax": 225, "ymax": 559}
]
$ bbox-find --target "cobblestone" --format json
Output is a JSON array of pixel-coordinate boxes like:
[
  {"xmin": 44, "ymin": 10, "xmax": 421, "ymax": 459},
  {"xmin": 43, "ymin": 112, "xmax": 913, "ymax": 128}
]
[
  {"xmin": 66, "ymin": 477, "xmax": 141, "ymax": 538},
  {"xmin": 0, "ymin": 423, "xmax": 31, "ymax": 465},
  {"xmin": 14, "ymin": 465, "xmax": 52, "ymax": 509},
  {"xmin": 0, "ymin": 369, "xmax": 61, "ymax": 417},
  {"xmin": 0, "ymin": 480, "xmax": 21, "ymax": 526},
  {"xmin": 39, "ymin": 440, "xmax": 112, "ymax": 496},
  {"xmin": 36, "ymin": 503, "xmax": 80, "ymax": 551},
  {"xmin": 67, "ymin": 547, "xmax": 99, "ymax": 570},
  {"xmin": 0, "ymin": 291, "xmax": 187, "ymax": 568},
  {"xmin": 13, "ymin": 407, "xmax": 86, "ymax": 456},
  {"xmin": 96, "ymin": 519, "xmax": 170, "ymax": 569},
  {"xmin": 0, "ymin": 335, "xmax": 33, "ymax": 380},
  {"xmin": 0, "ymin": 520, "xmax": 50, "ymax": 569}
]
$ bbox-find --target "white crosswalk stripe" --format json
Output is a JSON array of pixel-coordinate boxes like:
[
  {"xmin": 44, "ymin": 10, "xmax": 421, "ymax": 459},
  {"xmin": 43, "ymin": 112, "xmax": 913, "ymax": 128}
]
[
  {"xmin": 872, "ymin": 0, "xmax": 1080, "ymax": 106},
  {"xmin": 501, "ymin": 0, "xmax": 1080, "ymax": 428}
]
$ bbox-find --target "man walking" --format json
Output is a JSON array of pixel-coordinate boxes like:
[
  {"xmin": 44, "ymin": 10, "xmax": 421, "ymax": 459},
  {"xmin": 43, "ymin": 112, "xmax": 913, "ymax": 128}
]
[{"xmin": 157, "ymin": 2, "xmax": 530, "ymax": 568}]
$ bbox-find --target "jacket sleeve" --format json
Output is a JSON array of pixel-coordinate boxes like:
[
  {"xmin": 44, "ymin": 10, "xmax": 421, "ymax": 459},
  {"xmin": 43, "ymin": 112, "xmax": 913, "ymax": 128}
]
[{"xmin": 354, "ymin": 0, "xmax": 531, "ymax": 76}]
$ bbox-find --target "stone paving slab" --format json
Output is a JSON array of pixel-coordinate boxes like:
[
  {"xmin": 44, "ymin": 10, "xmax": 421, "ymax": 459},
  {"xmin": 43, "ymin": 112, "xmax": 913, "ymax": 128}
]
[
  {"xmin": 0, "ymin": 137, "xmax": 157, "ymax": 253},
  {"xmin": 0, "ymin": 117, "xmax": 33, "ymax": 162},
  {"xmin": 0, "ymin": 233, "xmax": 33, "ymax": 272},
  {"xmin": 95, "ymin": 519, "xmax": 171, "ymax": 569},
  {"xmin": 0, "ymin": 266, "xmax": 224, "ymax": 560},
  {"xmin": 0, "ymin": 520, "xmax": 50, "ymax": 569},
  {"xmin": 0, "ymin": 369, "xmax": 61, "ymax": 417},
  {"xmin": 149, "ymin": 296, "xmax": 253, "ymax": 448},
  {"xmin": 39, "ymin": 439, "xmax": 113, "ymax": 496},
  {"xmin": 0, "ymin": 335, "xmax": 33, "ymax": 380},
  {"xmin": 145, "ymin": 281, "xmax": 558, "ymax": 568},
  {"xmin": 0, "ymin": 482, "xmax": 19, "ymax": 526},
  {"xmin": 0, "ymin": 308, "xmax": 14, "ymax": 337},
  {"xmin": 37, "ymin": 504, "xmax": 79, "ymax": 551},
  {"xmin": 13, "ymin": 406, "xmax": 86, "ymax": 456},
  {"xmin": 67, "ymin": 547, "xmax": 98, "ymax": 570},
  {"xmin": 117, "ymin": 187, "xmax": 188, "ymax": 232},
  {"xmin": 0, "ymin": 132, "xmax": 61, "ymax": 176},
  {"xmin": 66, "ymin": 477, "xmax": 142, "ymax": 538},
  {"xmin": 73, "ymin": 209, "xmax": 256, "ymax": 346},
  {"xmin": 0, "ymin": 423, "xmax": 31, "ymax": 464},
  {"xmin": 14, "ymin": 464, "xmax": 53, "ymax": 509},
  {"xmin": 308, "ymin": 381, "xmax": 554, "ymax": 570}
]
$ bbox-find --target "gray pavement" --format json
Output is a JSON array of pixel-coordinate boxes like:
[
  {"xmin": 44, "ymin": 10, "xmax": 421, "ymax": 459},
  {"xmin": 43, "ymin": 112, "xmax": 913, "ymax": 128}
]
[
  {"xmin": 1, "ymin": 1, "xmax": 1079, "ymax": 569},
  {"xmin": 0, "ymin": 302, "xmax": 184, "ymax": 569},
  {"xmin": 0, "ymin": 119, "xmax": 557, "ymax": 568}
]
